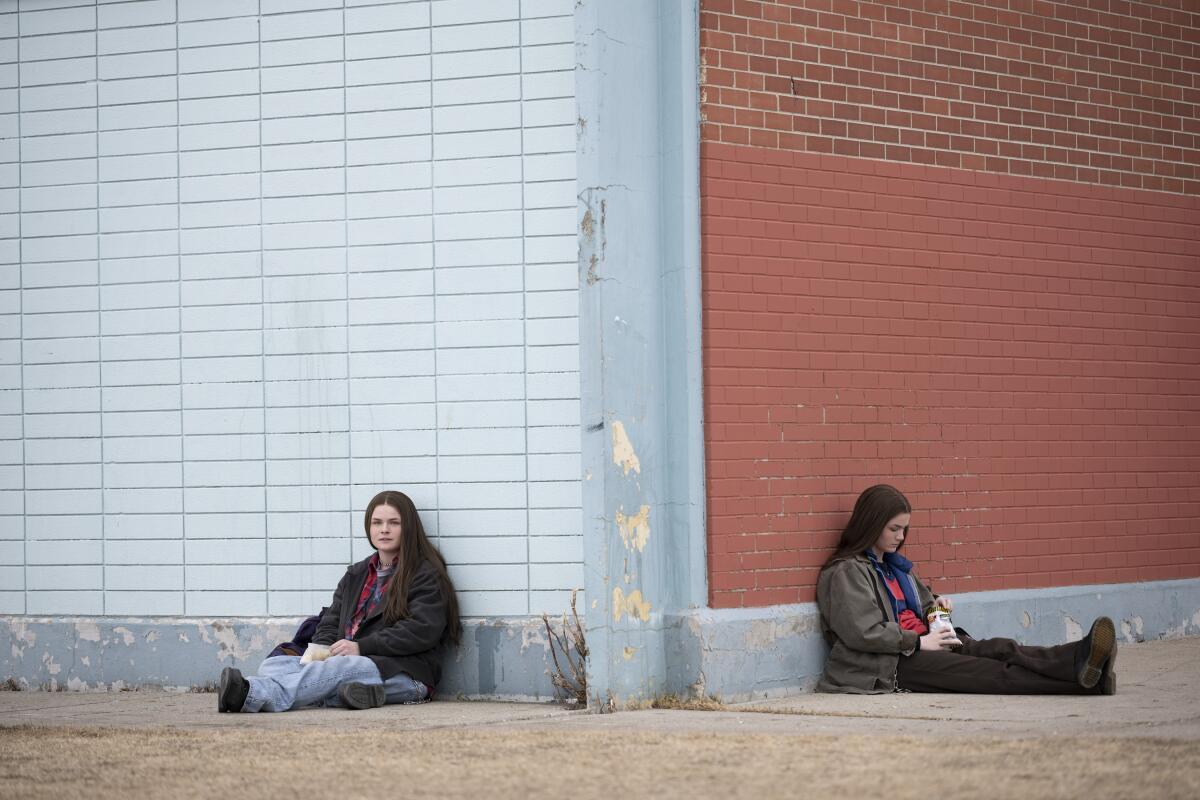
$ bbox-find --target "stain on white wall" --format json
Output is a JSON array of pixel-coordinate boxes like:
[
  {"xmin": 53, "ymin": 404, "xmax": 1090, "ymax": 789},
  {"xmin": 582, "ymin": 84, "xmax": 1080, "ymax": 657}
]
[{"xmin": 0, "ymin": 0, "xmax": 582, "ymax": 619}]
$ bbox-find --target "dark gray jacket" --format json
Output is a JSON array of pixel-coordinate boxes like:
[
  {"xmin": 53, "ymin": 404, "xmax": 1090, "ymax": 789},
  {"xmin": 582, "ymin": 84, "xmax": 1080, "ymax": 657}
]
[
  {"xmin": 815, "ymin": 554, "xmax": 935, "ymax": 693},
  {"xmin": 313, "ymin": 557, "xmax": 451, "ymax": 689}
]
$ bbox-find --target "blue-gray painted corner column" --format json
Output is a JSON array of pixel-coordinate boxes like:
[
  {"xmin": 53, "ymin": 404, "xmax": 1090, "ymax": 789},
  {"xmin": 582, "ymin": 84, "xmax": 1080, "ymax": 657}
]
[{"xmin": 576, "ymin": 0, "xmax": 706, "ymax": 708}]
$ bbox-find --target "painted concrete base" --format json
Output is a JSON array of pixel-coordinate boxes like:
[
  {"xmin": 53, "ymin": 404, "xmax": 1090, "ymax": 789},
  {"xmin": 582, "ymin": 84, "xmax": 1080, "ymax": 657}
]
[
  {"xmin": 0, "ymin": 615, "xmax": 568, "ymax": 701},
  {"xmin": 670, "ymin": 577, "xmax": 1200, "ymax": 703},
  {"xmin": 4, "ymin": 578, "xmax": 1198, "ymax": 701}
]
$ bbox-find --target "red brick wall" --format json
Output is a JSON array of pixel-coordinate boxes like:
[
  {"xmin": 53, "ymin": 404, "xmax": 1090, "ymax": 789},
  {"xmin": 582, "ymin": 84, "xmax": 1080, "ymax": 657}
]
[
  {"xmin": 702, "ymin": 0, "xmax": 1199, "ymax": 194},
  {"xmin": 700, "ymin": 1, "xmax": 1200, "ymax": 608}
]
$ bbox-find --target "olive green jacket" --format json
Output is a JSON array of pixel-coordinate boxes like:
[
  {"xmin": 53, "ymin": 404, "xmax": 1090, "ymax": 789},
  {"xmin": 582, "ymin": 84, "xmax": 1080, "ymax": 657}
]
[{"xmin": 815, "ymin": 554, "xmax": 936, "ymax": 693}]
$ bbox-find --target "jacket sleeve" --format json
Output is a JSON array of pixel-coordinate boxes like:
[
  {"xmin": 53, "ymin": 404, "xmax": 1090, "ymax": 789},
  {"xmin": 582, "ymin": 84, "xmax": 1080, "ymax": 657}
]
[
  {"xmin": 356, "ymin": 563, "xmax": 448, "ymax": 658},
  {"xmin": 312, "ymin": 569, "xmax": 351, "ymax": 646},
  {"xmin": 823, "ymin": 561, "xmax": 919, "ymax": 655}
]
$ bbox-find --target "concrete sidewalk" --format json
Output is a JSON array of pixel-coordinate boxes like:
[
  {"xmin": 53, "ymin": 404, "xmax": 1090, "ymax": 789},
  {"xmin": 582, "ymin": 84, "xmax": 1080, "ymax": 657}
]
[{"xmin": 1, "ymin": 637, "xmax": 1197, "ymax": 739}]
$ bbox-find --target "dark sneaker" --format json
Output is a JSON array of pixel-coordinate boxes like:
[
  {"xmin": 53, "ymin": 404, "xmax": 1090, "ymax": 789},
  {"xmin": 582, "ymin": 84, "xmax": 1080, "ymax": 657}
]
[
  {"xmin": 1075, "ymin": 617, "xmax": 1115, "ymax": 689},
  {"xmin": 337, "ymin": 681, "xmax": 386, "ymax": 710},
  {"xmin": 217, "ymin": 667, "xmax": 249, "ymax": 713}
]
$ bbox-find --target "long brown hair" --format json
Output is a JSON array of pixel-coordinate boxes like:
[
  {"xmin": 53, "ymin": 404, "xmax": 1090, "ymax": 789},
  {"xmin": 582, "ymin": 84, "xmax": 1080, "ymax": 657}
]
[
  {"xmin": 364, "ymin": 490, "xmax": 461, "ymax": 645},
  {"xmin": 823, "ymin": 484, "xmax": 912, "ymax": 568}
]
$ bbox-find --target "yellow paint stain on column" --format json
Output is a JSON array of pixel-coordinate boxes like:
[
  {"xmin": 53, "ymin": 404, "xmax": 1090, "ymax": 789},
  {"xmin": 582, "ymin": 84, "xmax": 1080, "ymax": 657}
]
[
  {"xmin": 611, "ymin": 420, "xmax": 641, "ymax": 476},
  {"xmin": 612, "ymin": 586, "xmax": 652, "ymax": 622},
  {"xmin": 622, "ymin": 646, "xmax": 637, "ymax": 661},
  {"xmin": 615, "ymin": 504, "xmax": 650, "ymax": 552}
]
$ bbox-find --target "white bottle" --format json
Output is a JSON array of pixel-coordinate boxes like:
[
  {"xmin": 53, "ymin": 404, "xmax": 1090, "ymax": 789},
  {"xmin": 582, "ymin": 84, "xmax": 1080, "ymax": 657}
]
[{"xmin": 928, "ymin": 609, "xmax": 962, "ymax": 649}]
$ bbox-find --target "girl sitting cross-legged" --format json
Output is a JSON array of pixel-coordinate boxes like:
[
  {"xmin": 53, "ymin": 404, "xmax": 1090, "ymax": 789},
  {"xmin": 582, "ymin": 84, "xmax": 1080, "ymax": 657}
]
[{"xmin": 216, "ymin": 489, "xmax": 461, "ymax": 712}]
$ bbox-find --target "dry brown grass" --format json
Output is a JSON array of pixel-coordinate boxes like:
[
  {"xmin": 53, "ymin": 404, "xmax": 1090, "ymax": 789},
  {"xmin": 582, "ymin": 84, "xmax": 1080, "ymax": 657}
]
[
  {"xmin": 542, "ymin": 588, "xmax": 588, "ymax": 706},
  {"xmin": 2, "ymin": 724, "xmax": 1199, "ymax": 800},
  {"xmin": 632, "ymin": 694, "xmax": 728, "ymax": 711}
]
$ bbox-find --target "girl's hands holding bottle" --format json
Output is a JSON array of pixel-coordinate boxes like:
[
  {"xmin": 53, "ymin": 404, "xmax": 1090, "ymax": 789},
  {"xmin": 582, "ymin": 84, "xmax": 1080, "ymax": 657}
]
[{"xmin": 919, "ymin": 628, "xmax": 960, "ymax": 651}]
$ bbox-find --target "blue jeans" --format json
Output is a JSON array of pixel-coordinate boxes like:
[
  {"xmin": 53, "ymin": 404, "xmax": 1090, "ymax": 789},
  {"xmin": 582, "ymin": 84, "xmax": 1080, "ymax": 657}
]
[{"xmin": 242, "ymin": 655, "xmax": 429, "ymax": 712}]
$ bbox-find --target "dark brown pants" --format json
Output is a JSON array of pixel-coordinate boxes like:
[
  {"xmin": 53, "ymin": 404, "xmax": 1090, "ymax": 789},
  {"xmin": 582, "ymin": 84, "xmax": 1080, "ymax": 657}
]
[{"xmin": 897, "ymin": 636, "xmax": 1090, "ymax": 694}]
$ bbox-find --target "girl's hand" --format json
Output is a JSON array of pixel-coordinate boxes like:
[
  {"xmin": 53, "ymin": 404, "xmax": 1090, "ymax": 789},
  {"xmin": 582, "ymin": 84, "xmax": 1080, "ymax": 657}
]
[
  {"xmin": 935, "ymin": 596, "xmax": 954, "ymax": 613},
  {"xmin": 919, "ymin": 628, "xmax": 959, "ymax": 652},
  {"xmin": 329, "ymin": 639, "xmax": 360, "ymax": 657}
]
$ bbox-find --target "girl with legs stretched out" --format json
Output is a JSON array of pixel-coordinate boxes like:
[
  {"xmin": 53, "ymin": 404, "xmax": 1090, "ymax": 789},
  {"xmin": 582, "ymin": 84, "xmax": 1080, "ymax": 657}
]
[{"xmin": 817, "ymin": 484, "xmax": 1117, "ymax": 695}]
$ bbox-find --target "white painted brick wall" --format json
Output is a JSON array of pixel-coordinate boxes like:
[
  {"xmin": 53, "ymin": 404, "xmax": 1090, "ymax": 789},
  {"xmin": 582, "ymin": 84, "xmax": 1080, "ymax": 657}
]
[{"xmin": 1, "ymin": 0, "xmax": 580, "ymax": 619}]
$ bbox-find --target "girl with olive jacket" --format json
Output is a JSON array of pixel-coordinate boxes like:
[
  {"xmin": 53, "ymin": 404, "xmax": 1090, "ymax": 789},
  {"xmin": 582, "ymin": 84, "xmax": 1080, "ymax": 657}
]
[{"xmin": 817, "ymin": 485, "xmax": 1117, "ymax": 696}]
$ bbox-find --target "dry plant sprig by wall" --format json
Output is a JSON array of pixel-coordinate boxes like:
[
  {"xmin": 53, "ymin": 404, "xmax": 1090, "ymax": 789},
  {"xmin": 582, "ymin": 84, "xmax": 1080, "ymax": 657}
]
[{"xmin": 542, "ymin": 588, "xmax": 588, "ymax": 707}]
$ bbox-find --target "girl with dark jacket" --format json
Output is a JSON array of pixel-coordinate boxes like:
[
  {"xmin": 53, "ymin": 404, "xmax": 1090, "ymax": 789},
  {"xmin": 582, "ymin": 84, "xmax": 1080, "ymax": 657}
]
[
  {"xmin": 817, "ymin": 484, "xmax": 1117, "ymax": 695},
  {"xmin": 217, "ymin": 489, "xmax": 461, "ymax": 712}
]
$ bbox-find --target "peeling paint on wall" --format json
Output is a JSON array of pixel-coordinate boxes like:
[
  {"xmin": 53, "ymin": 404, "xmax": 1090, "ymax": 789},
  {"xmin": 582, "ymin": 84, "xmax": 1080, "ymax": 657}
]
[
  {"xmin": 520, "ymin": 623, "xmax": 549, "ymax": 654},
  {"xmin": 1121, "ymin": 615, "xmax": 1145, "ymax": 643},
  {"xmin": 615, "ymin": 505, "xmax": 650, "ymax": 552},
  {"xmin": 622, "ymin": 646, "xmax": 637, "ymax": 661},
  {"xmin": 1, "ymin": 616, "xmax": 567, "ymax": 699},
  {"xmin": 742, "ymin": 616, "xmax": 813, "ymax": 651},
  {"xmin": 76, "ymin": 621, "xmax": 100, "ymax": 642},
  {"xmin": 10, "ymin": 620, "xmax": 34, "ymax": 659},
  {"xmin": 611, "ymin": 420, "xmax": 641, "ymax": 476},
  {"xmin": 612, "ymin": 587, "xmax": 652, "ymax": 622}
]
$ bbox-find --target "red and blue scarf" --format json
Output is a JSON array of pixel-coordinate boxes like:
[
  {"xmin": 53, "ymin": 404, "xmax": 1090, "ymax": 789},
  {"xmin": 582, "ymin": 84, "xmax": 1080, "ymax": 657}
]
[{"xmin": 865, "ymin": 550, "xmax": 923, "ymax": 623}]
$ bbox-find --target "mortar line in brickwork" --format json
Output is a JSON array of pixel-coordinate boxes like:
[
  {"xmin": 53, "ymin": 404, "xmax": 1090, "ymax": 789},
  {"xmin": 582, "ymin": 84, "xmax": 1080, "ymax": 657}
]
[
  {"xmin": 176, "ymin": 0, "xmax": 186, "ymax": 612},
  {"xmin": 16, "ymin": 9, "xmax": 25, "ymax": 616},
  {"xmin": 95, "ymin": 1, "xmax": 106, "ymax": 615},
  {"xmin": 256, "ymin": 0, "xmax": 265, "ymax": 611},
  {"xmin": 428, "ymin": 8, "xmax": 439, "ymax": 549},
  {"xmin": 517, "ymin": 5, "xmax": 530, "ymax": 617},
  {"xmin": 341, "ymin": 0, "xmax": 352, "ymax": 576}
]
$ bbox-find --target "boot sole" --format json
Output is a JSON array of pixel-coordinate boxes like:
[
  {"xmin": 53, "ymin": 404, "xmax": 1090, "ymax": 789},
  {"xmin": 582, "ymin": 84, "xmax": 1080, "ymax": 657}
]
[
  {"xmin": 1099, "ymin": 636, "xmax": 1118, "ymax": 695},
  {"xmin": 1079, "ymin": 617, "xmax": 1115, "ymax": 689},
  {"xmin": 338, "ymin": 682, "xmax": 386, "ymax": 710}
]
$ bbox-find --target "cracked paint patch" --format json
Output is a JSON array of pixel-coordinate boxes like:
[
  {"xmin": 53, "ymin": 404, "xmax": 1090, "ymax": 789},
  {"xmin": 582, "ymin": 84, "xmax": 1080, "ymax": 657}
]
[
  {"xmin": 622, "ymin": 646, "xmax": 637, "ymax": 661},
  {"xmin": 1063, "ymin": 615, "xmax": 1083, "ymax": 642},
  {"xmin": 520, "ymin": 622, "xmax": 549, "ymax": 654},
  {"xmin": 76, "ymin": 621, "xmax": 101, "ymax": 642},
  {"xmin": 615, "ymin": 505, "xmax": 650, "ymax": 552},
  {"xmin": 208, "ymin": 621, "xmax": 265, "ymax": 662},
  {"xmin": 743, "ymin": 617, "xmax": 807, "ymax": 650},
  {"xmin": 113, "ymin": 627, "xmax": 135, "ymax": 646},
  {"xmin": 612, "ymin": 587, "xmax": 651, "ymax": 623},
  {"xmin": 1121, "ymin": 616, "xmax": 1145, "ymax": 643},
  {"xmin": 9, "ymin": 620, "xmax": 35, "ymax": 659},
  {"xmin": 611, "ymin": 420, "xmax": 640, "ymax": 476},
  {"xmin": 1020, "ymin": 611, "xmax": 1032, "ymax": 628}
]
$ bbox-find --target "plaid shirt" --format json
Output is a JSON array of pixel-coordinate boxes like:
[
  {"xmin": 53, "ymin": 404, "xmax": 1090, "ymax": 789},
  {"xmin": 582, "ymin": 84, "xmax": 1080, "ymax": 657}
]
[{"xmin": 346, "ymin": 554, "xmax": 396, "ymax": 639}]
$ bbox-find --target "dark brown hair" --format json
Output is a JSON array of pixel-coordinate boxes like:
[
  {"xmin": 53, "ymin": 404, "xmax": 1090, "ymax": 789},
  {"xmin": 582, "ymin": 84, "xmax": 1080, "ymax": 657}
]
[
  {"xmin": 364, "ymin": 490, "xmax": 461, "ymax": 645},
  {"xmin": 823, "ymin": 484, "xmax": 912, "ymax": 568}
]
